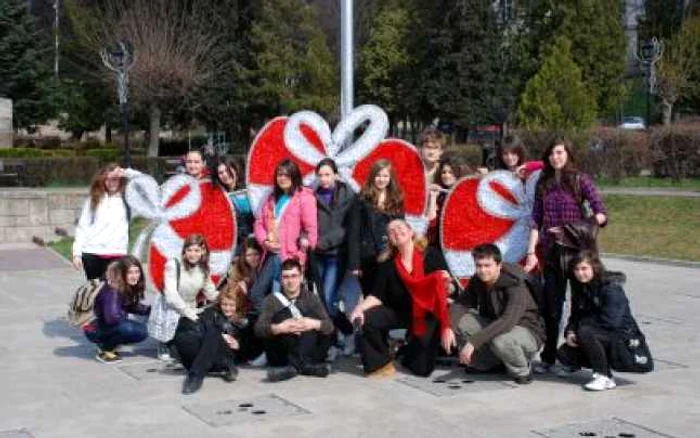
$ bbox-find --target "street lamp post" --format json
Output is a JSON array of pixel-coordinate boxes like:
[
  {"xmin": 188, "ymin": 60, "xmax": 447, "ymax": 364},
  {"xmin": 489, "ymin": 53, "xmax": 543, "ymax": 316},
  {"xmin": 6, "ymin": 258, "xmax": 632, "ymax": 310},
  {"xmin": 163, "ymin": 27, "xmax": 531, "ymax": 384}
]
[
  {"xmin": 101, "ymin": 42, "xmax": 135, "ymax": 167},
  {"xmin": 637, "ymin": 38, "xmax": 664, "ymax": 128}
]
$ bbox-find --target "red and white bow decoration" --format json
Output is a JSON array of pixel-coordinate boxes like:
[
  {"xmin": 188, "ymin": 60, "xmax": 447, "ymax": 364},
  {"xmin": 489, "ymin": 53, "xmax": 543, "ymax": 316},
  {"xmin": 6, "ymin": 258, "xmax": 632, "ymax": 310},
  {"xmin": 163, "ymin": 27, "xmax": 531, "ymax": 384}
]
[
  {"xmin": 126, "ymin": 174, "xmax": 235, "ymax": 291},
  {"xmin": 440, "ymin": 170, "xmax": 541, "ymax": 284},
  {"xmin": 246, "ymin": 104, "xmax": 428, "ymax": 233}
]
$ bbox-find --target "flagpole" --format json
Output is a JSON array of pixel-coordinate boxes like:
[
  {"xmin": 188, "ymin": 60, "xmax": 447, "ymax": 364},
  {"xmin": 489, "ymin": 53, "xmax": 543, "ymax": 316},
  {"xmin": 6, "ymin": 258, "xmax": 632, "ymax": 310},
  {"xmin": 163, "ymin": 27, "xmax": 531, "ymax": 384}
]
[{"xmin": 340, "ymin": 0, "xmax": 354, "ymax": 120}]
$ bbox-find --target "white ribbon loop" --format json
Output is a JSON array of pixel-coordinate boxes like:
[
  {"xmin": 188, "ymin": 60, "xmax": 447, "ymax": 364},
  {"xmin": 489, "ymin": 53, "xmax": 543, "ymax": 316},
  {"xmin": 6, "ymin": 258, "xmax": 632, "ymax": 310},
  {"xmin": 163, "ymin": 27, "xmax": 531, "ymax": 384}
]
[
  {"xmin": 126, "ymin": 174, "xmax": 202, "ymax": 222},
  {"xmin": 283, "ymin": 111, "xmax": 332, "ymax": 166},
  {"xmin": 333, "ymin": 104, "xmax": 389, "ymax": 165}
]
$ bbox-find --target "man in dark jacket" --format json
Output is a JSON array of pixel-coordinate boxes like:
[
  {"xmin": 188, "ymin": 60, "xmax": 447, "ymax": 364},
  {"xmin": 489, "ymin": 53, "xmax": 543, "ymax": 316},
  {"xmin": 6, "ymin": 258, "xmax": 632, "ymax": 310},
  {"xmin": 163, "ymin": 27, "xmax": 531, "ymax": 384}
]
[
  {"xmin": 254, "ymin": 258, "xmax": 334, "ymax": 382},
  {"xmin": 451, "ymin": 244, "xmax": 545, "ymax": 384}
]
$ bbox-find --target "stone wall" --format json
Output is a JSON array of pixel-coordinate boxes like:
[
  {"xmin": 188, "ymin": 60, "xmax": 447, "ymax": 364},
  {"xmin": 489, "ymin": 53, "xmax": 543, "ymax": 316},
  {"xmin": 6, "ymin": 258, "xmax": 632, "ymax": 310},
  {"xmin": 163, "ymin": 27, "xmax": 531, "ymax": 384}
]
[
  {"xmin": 0, "ymin": 188, "xmax": 86, "ymax": 243},
  {"xmin": 0, "ymin": 98, "xmax": 12, "ymax": 148}
]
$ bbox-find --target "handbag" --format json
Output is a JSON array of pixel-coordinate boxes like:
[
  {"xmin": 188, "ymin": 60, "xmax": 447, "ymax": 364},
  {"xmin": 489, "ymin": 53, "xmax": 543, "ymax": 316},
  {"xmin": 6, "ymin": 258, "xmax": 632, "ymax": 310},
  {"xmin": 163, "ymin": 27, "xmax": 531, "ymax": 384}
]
[
  {"xmin": 147, "ymin": 293, "xmax": 181, "ymax": 343},
  {"xmin": 609, "ymin": 326, "xmax": 654, "ymax": 373},
  {"xmin": 147, "ymin": 259, "xmax": 182, "ymax": 343}
]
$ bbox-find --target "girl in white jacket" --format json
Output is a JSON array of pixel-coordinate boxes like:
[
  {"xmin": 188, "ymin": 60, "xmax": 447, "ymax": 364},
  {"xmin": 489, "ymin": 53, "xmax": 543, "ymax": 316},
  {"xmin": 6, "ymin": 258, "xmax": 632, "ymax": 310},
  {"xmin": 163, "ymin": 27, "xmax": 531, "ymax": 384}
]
[{"xmin": 72, "ymin": 163, "xmax": 141, "ymax": 280}]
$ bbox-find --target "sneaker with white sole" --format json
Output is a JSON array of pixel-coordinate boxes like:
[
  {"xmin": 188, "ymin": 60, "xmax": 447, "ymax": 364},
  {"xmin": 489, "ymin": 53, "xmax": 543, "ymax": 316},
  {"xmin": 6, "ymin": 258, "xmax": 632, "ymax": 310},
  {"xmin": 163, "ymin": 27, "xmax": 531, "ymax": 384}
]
[
  {"xmin": 584, "ymin": 373, "xmax": 617, "ymax": 391},
  {"xmin": 96, "ymin": 349, "xmax": 122, "ymax": 363},
  {"xmin": 157, "ymin": 344, "xmax": 173, "ymax": 362}
]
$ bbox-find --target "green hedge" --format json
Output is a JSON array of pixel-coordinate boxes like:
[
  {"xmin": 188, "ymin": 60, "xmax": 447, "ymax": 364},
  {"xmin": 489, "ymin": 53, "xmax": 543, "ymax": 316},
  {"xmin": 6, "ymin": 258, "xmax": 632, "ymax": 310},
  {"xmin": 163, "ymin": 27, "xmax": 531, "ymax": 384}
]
[{"xmin": 0, "ymin": 148, "xmax": 75, "ymax": 158}]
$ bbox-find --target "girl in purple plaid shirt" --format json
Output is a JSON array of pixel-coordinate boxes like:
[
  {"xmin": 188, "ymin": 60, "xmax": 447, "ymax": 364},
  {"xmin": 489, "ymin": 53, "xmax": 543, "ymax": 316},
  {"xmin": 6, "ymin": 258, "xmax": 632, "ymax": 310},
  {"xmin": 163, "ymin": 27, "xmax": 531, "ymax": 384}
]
[{"xmin": 524, "ymin": 139, "xmax": 607, "ymax": 373}]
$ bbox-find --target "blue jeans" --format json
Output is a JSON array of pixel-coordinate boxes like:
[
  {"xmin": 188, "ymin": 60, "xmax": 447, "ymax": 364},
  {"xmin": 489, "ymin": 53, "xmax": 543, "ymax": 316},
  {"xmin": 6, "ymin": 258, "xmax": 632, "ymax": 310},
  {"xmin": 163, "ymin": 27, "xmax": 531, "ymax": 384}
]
[
  {"xmin": 249, "ymin": 253, "xmax": 282, "ymax": 312},
  {"xmin": 316, "ymin": 254, "xmax": 341, "ymax": 318},
  {"xmin": 85, "ymin": 320, "xmax": 148, "ymax": 351}
]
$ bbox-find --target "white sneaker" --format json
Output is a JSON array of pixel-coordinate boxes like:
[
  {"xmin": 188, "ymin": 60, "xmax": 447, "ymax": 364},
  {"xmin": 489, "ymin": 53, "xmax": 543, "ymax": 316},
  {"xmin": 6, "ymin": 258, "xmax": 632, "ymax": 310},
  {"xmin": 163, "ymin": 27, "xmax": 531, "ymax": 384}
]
[
  {"xmin": 342, "ymin": 335, "xmax": 356, "ymax": 356},
  {"xmin": 326, "ymin": 346, "xmax": 341, "ymax": 362},
  {"xmin": 584, "ymin": 373, "xmax": 617, "ymax": 391},
  {"xmin": 157, "ymin": 344, "xmax": 172, "ymax": 362},
  {"xmin": 249, "ymin": 352, "xmax": 267, "ymax": 367}
]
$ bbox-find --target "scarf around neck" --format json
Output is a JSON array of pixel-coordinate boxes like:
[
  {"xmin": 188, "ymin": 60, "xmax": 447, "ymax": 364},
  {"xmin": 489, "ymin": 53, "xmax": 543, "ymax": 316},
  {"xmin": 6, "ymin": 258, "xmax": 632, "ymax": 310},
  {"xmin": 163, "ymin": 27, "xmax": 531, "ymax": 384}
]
[{"xmin": 394, "ymin": 249, "xmax": 450, "ymax": 337}]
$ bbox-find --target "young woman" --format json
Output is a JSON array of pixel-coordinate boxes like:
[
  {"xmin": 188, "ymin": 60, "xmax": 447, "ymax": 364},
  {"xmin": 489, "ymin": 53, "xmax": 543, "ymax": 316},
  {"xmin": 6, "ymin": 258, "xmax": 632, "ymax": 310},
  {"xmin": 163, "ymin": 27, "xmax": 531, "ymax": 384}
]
[
  {"xmin": 348, "ymin": 159, "xmax": 405, "ymax": 297},
  {"xmin": 163, "ymin": 235, "xmax": 218, "ymax": 361},
  {"xmin": 312, "ymin": 158, "xmax": 356, "ymax": 341},
  {"xmin": 350, "ymin": 219, "xmax": 454, "ymax": 377},
  {"xmin": 524, "ymin": 139, "xmax": 607, "ymax": 373},
  {"xmin": 214, "ymin": 157, "xmax": 254, "ymax": 256},
  {"xmin": 72, "ymin": 163, "xmax": 140, "ymax": 280},
  {"xmin": 84, "ymin": 256, "xmax": 150, "ymax": 363},
  {"xmin": 225, "ymin": 237, "xmax": 263, "ymax": 299},
  {"xmin": 426, "ymin": 155, "xmax": 470, "ymax": 246},
  {"xmin": 177, "ymin": 285, "xmax": 251, "ymax": 394},
  {"xmin": 557, "ymin": 251, "xmax": 650, "ymax": 391},
  {"xmin": 495, "ymin": 134, "xmax": 543, "ymax": 179},
  {"xmin": 250, "ymin": 159, "xmax": 318, "ymax": 312}
]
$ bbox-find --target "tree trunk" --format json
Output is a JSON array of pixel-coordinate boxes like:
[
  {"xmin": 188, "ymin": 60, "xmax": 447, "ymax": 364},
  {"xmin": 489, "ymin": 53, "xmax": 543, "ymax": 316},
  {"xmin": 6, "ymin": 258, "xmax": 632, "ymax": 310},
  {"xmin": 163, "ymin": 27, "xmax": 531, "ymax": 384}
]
[
  {"xmin": 661, "ymin": 99, "xmax": 673, "ymax": 126},
  {"xmin": 148, "ymin": 105, "xmax": 162, "ymax": 157}
]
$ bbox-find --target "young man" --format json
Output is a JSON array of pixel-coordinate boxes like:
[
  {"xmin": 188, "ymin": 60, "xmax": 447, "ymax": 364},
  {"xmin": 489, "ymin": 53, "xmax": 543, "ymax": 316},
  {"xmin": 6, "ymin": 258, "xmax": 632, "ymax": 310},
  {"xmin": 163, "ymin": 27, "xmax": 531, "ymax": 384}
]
[
  {"xmin": 451, "ymin": 243, "xmax": 545, "ymax": 384},
  {"xmin": 254, "ymin": 258, "xmax": 334, "ymax": 382},
  {"xmin": 419, "ymin": 127, "xmax": 445, "ymax": 182},
  {"xmin": 184, "ymin": 150, "xmax": 207, "ymax": 180}
]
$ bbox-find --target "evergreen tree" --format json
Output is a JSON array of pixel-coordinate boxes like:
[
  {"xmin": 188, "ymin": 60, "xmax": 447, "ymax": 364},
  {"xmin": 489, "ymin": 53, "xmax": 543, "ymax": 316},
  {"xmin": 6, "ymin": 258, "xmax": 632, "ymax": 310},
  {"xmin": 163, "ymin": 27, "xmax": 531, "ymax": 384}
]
[
  {"xmin": 517, "ymin": 36, "xmax": 596, "ymax": 132},
  {"xmin": 249, "ymin": 0, "xmax": 338, "ymax": 117},
  {"xmin": 409, "ymin": 0, "xmax": 507, "ymax": 128},
  {"xmin": 555, "ymin": 0, "xmax": 628, "ymax": 116},
  {"xmin": 0, "ymin": 0, "xmax": 55, "ymax": 130},
  {"xmin": 357, "ymin": 0, "xmax": 412, "ymax": 128}
]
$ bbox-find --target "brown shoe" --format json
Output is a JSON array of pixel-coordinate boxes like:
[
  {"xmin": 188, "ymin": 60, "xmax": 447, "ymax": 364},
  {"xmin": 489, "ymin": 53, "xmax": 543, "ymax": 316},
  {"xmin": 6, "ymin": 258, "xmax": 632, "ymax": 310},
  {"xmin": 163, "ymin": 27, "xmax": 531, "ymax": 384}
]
[{"xmin": 366, "ymin": 361, "xmax": 396, "ymax": 378}]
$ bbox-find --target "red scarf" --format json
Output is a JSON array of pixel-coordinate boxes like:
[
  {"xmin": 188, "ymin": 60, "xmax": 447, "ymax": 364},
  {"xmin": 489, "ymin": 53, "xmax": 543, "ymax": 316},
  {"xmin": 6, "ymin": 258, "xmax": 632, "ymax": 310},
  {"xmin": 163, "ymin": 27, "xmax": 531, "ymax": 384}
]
[{"xmin": 394, "ymin": 249, "xmax": 450, "ymax": 337}]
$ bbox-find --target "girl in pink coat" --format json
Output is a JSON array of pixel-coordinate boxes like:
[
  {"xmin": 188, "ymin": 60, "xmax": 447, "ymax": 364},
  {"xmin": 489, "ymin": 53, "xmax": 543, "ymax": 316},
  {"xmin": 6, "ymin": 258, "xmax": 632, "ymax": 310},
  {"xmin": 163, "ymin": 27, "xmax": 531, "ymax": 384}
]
[{"xmin": 250, "ymin": 159, "xmax": 318, "ymax": 312}]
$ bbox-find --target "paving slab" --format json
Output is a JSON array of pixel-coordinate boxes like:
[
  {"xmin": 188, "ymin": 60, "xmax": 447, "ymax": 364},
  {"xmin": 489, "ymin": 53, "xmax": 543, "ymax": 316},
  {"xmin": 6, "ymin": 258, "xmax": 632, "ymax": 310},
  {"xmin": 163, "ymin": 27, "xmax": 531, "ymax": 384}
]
[{"xmin": 0, "ymin": 250, "xmax": 698, "ymax": 438}]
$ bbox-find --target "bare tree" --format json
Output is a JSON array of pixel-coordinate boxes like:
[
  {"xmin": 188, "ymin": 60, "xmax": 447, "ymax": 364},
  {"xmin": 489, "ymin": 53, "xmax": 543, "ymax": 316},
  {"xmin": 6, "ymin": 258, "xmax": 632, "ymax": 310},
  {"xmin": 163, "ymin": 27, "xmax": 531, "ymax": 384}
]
[
  {"xmin": 67, "ymin": 0, "xmax": 228, "ymax": 156},
  {"xmin": 656, "ymin": 16, "xmax": 700, "ymax": 126}
]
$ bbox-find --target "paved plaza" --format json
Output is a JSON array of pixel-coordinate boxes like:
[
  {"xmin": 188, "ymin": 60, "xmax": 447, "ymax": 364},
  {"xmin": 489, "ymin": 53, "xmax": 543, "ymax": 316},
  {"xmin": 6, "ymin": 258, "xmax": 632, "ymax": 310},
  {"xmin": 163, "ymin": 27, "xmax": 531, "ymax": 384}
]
[{"xmin": 0, "ymin": 244, "xmax": 698, "ymax": 438}]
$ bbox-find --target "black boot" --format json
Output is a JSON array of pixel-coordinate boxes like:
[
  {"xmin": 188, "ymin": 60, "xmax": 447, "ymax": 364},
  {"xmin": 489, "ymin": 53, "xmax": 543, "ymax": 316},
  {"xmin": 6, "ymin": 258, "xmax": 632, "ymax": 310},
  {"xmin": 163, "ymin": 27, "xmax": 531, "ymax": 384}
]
[
  {"xmin": 301, "ymin": 363, "xmax": 331, "ymax": 378},
  {"xmin": 182, "ymin": 374, "xmax": 204, "ymax": 394},
  {"xmin": 267, "ymin": 366, "xmax": 298, "ymax": 382},
  {"xmin": 222, "ymin": 364, "xmax": 239, "ymax": 382}
]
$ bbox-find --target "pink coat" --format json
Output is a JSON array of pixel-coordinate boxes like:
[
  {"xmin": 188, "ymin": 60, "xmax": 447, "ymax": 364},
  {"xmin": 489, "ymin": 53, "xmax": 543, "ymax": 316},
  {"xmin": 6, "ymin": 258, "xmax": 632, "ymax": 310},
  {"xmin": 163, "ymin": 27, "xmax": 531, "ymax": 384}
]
[{"xmin": 254, "ymin": 187, "xmax": 318, "ymax": 265}]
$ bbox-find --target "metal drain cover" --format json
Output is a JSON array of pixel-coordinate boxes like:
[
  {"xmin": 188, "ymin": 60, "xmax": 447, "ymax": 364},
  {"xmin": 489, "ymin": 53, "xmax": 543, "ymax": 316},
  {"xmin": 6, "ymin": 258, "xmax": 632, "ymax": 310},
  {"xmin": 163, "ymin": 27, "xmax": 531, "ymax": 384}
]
[
  {"xmin": 396, "ymin": 372, "xmax": 516, "ymax": 397},
  {"xmin": 183, "ymin": 394, "xmax": 310, "ymax": 427},
  {"xmin": 533, "ymin": 417, "xmax": 676, "ymax": 438}
]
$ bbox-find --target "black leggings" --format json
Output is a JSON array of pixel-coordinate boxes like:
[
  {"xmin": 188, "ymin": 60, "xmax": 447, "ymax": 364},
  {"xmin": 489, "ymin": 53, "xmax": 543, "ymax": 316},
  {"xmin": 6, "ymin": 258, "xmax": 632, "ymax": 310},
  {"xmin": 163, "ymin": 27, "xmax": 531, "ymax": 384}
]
[
  {"xmin": 557, "ymin": 324, "xmax": 615, "ymax": 377},
  {"xmin": 172, "ymin": 318, "xmax": 236, "ymax": 379},
  {"xmin": 359, "ymin": 306, "xmax": 441, "ymax": 377},
  {"xmin": 82, "ymin": 253, "xmax": 121, "ymax": 280}
]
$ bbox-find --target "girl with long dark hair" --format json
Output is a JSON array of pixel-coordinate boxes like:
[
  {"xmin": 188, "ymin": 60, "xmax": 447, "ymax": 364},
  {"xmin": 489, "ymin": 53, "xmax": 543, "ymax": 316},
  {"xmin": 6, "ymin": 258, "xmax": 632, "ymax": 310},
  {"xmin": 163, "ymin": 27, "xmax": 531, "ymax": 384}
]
[
  {"xmin": 214, "ymin": 157, "xmax": 254, "ymax": 256},
  {"xmin": 84, "ymin": 256, "xmax": 150, "ymax": 362},
  {"xmin": 250, "ymin": 159, "xmax": 318, "ymax": 312},
  {"xmin": 524, "ymin": 139, "xmax": 607, "ymax": 373},
  {"xmin": 348, "ymin": 159, "xmax": 405, "ymax": 297}
]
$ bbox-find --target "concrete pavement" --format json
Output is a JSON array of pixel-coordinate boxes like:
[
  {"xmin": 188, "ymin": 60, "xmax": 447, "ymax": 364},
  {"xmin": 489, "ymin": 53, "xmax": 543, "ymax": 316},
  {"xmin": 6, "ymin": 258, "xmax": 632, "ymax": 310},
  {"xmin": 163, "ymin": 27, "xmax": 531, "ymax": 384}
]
[{"xmin": 0, "ymin": 245, "xmax": 698, "ymax": 438}]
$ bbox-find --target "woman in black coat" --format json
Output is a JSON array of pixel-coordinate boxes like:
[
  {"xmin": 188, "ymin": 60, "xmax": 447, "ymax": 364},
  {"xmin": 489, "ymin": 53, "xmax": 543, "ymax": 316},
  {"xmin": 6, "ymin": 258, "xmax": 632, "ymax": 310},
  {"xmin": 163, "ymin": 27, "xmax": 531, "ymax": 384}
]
[
  {"xmin": 347, "ymin": 160, "xmax": 405, "ymax": 297},
  {"xmin": 557, "ymin": 251, "xmax": 652, "ymax": 391},
  {"xmin": 312, "ymin": 159, "xmax": 356, "ymax": 338}
]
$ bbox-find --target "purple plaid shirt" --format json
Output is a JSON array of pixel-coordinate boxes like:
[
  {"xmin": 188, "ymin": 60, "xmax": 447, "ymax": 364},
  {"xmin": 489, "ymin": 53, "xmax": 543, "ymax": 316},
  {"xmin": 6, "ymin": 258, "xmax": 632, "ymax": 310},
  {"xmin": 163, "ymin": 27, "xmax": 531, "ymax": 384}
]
[{"xmin": 530, "ymin": 173, "xmax": 607, "ymax": 252}]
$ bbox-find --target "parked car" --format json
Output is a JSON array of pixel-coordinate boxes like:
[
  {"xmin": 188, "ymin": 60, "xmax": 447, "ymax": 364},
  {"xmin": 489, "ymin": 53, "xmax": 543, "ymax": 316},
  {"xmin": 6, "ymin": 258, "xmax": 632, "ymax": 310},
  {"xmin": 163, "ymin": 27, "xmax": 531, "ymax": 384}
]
[{"xmin": 619, "ymin": 116, "xmax": 646, "ymax": 130}]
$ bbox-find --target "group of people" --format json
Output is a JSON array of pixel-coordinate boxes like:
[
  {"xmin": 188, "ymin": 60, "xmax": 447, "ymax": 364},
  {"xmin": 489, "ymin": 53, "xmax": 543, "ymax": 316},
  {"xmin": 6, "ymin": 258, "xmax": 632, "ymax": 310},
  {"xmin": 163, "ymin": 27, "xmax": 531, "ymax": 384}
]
[{"xmin": 71, "ymin": 128, "xmax": 651, "ymax": 395}]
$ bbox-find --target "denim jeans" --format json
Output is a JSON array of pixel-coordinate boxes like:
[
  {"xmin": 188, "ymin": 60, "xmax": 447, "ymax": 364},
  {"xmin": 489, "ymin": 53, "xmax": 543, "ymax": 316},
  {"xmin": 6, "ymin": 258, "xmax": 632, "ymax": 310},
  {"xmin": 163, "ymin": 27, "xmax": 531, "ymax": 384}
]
[
  {"xmin": 249, "ymin": 253, "xmax": 282, "ymax": 312},
  {"xmin": 316, "ymin": 254, "xmax": 341, "ymax": 318},
  {"xmin": 84, "ymin": 320, "xmax": 148, "ymax": 351}
]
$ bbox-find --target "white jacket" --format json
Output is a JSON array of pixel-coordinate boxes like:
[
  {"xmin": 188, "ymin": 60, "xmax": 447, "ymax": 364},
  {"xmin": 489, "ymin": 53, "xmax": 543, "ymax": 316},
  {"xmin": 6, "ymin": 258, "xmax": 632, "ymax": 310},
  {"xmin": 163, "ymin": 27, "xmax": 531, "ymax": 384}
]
[{"xmin": 72, "ymin": 169, "xmax": 141, "ymax": 258}]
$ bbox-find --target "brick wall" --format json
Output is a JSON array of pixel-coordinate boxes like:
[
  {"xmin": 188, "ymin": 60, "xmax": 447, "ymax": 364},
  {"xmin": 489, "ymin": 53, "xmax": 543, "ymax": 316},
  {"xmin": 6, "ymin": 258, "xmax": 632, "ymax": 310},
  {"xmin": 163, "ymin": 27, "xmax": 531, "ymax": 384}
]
[{"xmin": 0, "ymin": 188, "xmax": 86, "ymax": 243}]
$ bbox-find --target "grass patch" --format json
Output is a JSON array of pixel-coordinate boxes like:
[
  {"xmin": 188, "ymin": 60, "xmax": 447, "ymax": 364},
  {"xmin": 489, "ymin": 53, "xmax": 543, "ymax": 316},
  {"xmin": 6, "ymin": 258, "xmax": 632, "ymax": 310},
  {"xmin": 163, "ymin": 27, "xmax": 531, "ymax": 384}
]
[
  {"xmin": 598, "ymin": 177, "xmax": 700, "ymax": 191},
  {"xmin": 600, "ymin": 195, "xmax": 700, "ymax": 262},
  {"xmin": 48, "ymin": 218, "xmax": 149, "ymax": 262}
]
